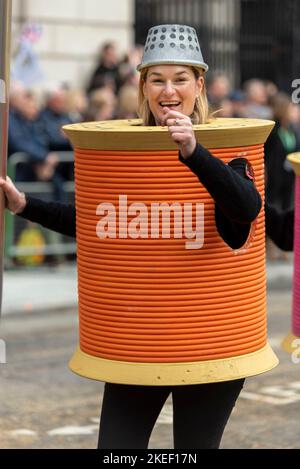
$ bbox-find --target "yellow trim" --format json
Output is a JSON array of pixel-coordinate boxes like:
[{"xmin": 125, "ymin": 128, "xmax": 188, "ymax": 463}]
[
  {"xmin": 281, "ymin": 332, "xmax": 300, "ymax": 354},
  {"xmin": 69, "ymin": 344, "xmax": 278, "ymax": 385},
  {"xmin": 63, "ymin": 118, "xmax": 275, "ymax": 151},
  {"xmin": 287, "ymin": 152, "xmax": 300, "ymax": 176}
]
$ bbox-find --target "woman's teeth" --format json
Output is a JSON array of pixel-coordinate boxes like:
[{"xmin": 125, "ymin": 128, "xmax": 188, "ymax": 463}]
[{"xmin": 160, "ymin": 102, "xmax": 180, "ymax": 107}]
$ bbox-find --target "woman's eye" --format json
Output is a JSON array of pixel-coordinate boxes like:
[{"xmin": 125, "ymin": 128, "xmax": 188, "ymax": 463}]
[{"xmin": 151, "ymin": 78, "xmax": 187, "ymax": 84}]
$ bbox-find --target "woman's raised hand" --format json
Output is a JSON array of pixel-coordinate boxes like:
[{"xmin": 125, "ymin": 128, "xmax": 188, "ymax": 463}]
[
  {"xmin": 160, "ymin": 107, "xmax": 197, "ymax": 159},
  {"xmin": 0, "ymin": 176, "xmax": 27, "ymax": 214}
]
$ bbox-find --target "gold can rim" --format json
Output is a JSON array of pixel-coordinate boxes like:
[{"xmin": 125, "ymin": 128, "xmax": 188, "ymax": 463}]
[
  {"xmin": 69, "ymin": 343, "xmax": 278, "ymax": 385},
  {"xmin": 63, "ymin": 117, "xmax": 275, "ymax": 151},
  {"xmin": 287, "ymin": 152, "xmax": 300, "ymax": 176}
]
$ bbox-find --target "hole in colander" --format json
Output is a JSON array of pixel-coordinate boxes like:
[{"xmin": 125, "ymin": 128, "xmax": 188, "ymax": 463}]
[
  {"xmin": 180, "ymin": 44, "xmax": 186, "ymax": 49},
  {"xmin": 188, "ymin": 36, "xmax": 192, "ymax": 41},
  {"xmin": 150, "ymin": 44, "xmax": 155, "ymax": 50},
  {"xmin": 172, "ymin": 27, "xmax": 176, "ymax": 32},
  {"xmin": 170, "ymin": 42, "xmax": 176, "ymax": 48},
  {"xmin": 145, "ymin": 46, "xmax": 148, "ymax": 51},
  {"xmin": 152, "ymin": 36, "xmax": 156, "ymax": 41},
  {"xmin": 179, "ymin": 27, "xmax": 184, "ymax": 32},
  {"xmin": 162, "ymin": 27, "xmax": 167, "ymax": 32},
  {"xmin": 187, "ymin": 28, "xmax": 191, "ymax": 33},
  {"xmin": 170, "ymin": 33, "xmax": 176, "ymax": 39},
  {"xmin": 179, "ymin": 35, "xmax": 184, "ymax": 41},
  {"xmin": 189, "ymin": 45, "xmax": 194, "ymax": 50},
  {"xmin": 159, "ymin": 43, "xmax": 164, "ymax": 48},
  {"xmin": 196, "ymin": 46, "xmax": 200, "ymax": 51},
  {"xmin": 154, "ymin": 29, "xmax": 158, "ymax": 34},
  {"xmin": 160, "ymin": 34, "xmax": 166, "ymax": 40}
]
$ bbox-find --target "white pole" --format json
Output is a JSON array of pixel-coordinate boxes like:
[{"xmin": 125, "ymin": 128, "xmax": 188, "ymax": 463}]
[{"xmin": 0, "ymin": 0, "xmax": 12, "ymax": 315}]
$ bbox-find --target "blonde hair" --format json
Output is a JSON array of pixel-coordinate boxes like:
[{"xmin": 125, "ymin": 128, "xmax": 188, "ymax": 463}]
[{"xmin": 138, "ymin": 66, "xmax": 211, "ymax": 125}]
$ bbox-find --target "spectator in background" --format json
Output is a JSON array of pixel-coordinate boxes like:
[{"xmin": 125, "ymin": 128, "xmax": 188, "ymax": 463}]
[
  {"xmin": 214, "ymin": 98, "xmax": 234, "ymax": 118},
  {"xmin": 265, "ymin": 80, "xmax": 279, "ymax": 105},
  {"xmin": 39, "ymin": 86, "xmax": 74, "ymax": 152},
  {"xmin": 118, "ymin": 45, "xmax": 143, "ymax": 89},
  {"xmin": 84, "ymin": 87, "xmax": 116, "ymax": 122},
  {"xmin": 39, "ymin": 86, "xmax": 75, "ymax": 182},
  {"xmin": 116, "ymin": 85, "xmax": 138, "ymax": 120},
  {"xmin": 127, "ymin": 44, "xmax": 144, "ymax": 70},
  {"xmin": 118, "ymin": 65, "xmax": 139, "ymax": 89},
  {"xmin": 265, "ymin": 93, "xmax": 299, "ymax": 212},
  {"xmin": 207, "ymin": 72, "xmax": 231, "ymax": 113},
  {"xmin": 8, "ymin": 83, "xmax": 63, "ymax": 199},
  {"xmin": 66, "ymin": 89, "xmax": 88, "ymax": 123},
  {"xmin": 242, "ymin": 79, "xmax": 272, "ymax": 119},
  {"xmin": 229, "ymin": 90, "xmax": 246, "ymax": 118},
  {"xmin": 87, "ymin": 42, "xmax": 120, "ymax": 95}
]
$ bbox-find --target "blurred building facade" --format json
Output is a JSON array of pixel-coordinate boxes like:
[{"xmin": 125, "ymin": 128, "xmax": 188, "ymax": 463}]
[
  {"xmin": 11, "ymin": 0, "xmax": 134, "ymax": 88},
  {"xmin": 10, "ymin": 0, "xmax": 299, "ymax": 91}
]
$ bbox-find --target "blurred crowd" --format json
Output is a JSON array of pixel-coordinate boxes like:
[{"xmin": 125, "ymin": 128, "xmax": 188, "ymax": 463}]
[{"xmin": 8, "ymin": 41, "xmax": 300, "ymax": 214}]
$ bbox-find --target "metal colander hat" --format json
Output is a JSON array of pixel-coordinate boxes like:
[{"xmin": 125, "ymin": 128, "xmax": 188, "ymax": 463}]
[{"xmin": 137, "ymin": 24, "xmax": 208, "ymax": 72}]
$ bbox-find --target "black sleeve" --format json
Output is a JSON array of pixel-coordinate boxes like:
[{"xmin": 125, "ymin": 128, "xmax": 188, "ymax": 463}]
[
  {"xmin": 265, "ymin": 203, "xmax": 294, "ymax": 251},
  {"xmin": 179, "ymin": 144, "xmax": 262, "ymax": 249},
  {"xmin": 19, "ymin": 196, "xmax": 76, "ymax": 238},
  {"xmin": 179, "ymin": 143, "xmax": 262, "ymax": 223}
]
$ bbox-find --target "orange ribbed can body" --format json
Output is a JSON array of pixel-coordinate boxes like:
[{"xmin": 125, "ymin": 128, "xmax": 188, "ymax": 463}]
[{"xmin": 75, "ymin": 145, "xmax": 266, "ymax": 364}]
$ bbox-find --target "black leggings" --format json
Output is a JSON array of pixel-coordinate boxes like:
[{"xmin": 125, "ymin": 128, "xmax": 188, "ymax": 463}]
[{"xmin": 98, "ymin": 378, "xmax": 245, "ymax": 449}]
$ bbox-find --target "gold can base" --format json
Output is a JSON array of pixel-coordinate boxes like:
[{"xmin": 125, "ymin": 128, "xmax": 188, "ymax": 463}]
[
  {"xmin": 281, "ymin": 332, "xmax": 300, "ymax": 354},
  {"xmin": 69, "ymin": 344, "xmax": 278, "ymax": 385}
]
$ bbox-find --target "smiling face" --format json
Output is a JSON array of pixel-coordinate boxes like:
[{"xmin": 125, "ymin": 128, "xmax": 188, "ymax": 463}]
[{"xmin": 142, "ymin": 65, "xmax": 204, "ymax": 125}]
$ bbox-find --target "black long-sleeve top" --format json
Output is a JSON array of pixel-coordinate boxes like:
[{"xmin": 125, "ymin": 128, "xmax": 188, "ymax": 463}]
[
  {"xmin": 265, "ymin": 203, "xmax": 294, "ymax": 251},
  {"xmin": 19, "ymin": 143, "xmax": 262, "ymax": 249}
]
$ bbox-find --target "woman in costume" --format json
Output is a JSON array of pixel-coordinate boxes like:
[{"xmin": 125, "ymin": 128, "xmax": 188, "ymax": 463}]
[{"xmin": 1, "ymin": 25, "xmax": 268, "ymax": 449}]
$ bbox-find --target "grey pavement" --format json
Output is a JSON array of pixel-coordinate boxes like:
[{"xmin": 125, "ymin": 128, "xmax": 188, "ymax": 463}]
[
  {"xmin": 0, "ymin": 258, "xmax": 298, "ymax": 449},
  {"xmin": 0, "ymin": 286, "xmax": 297, "ymax": 449},
  {"xmin": 1, "ymin": 258, "xmax": 294, "ymax": 316},
  {"xmin": 2, "ymin": 263, "xmax": 78, "ymax": 316}
]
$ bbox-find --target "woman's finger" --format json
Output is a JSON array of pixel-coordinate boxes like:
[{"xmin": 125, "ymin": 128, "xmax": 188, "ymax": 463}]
[
  {"xmin": 168, "ymin": 125, "xmax": 192, "ymax": 133},
  {"xmin": 161, "ymin": 110, "xmax": 191, "ymax": 126},
  {"xmin": 171, "ymin": 134, "xmax": 187, "ymax": 144},
  {"xmin": 168, "ymin": 119, "xmax": 191, "ymax": 128},
  {"xmin": 165, "ymin": 116, "xmax": 192, "ymax": 127},
  {"xmin": 169, "ymin": 133, "xmax": 189, "ymax": 144}
]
